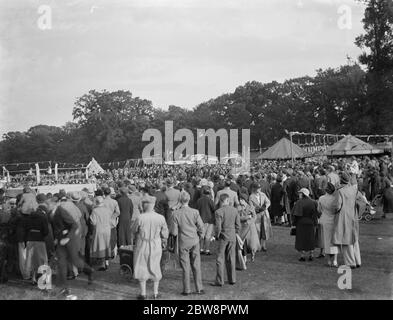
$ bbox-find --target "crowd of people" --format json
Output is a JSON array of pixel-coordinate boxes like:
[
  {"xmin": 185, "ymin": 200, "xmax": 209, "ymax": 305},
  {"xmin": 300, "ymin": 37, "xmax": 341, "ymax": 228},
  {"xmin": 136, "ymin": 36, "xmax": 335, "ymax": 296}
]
[{"xmin": 0, "ymin": 154, "xmax": 392, "ymax": 299}]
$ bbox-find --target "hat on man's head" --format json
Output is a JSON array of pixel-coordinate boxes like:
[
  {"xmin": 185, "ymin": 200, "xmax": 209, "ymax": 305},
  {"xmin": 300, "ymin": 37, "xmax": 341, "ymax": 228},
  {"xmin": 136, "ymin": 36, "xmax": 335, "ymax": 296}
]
[
  {"xmin": 82, "ymin": 187, "xmax": 90, "ymax": 194},
  {"xmin": 23, "ymin": 186, "xmax": 32, "ymax": 193},
  {"xmin": 298, "ymin": 188, "xmax": 310, "ymax": 197},
  {"xmin": 71, "ymin": 192, "xmax": 82, "ymax": 202},
  {"xmin": 36, "ymin": 193, "xmax": 47, "ymax": 204},
  {"xmin": 165, "ymin": 178, "xmax": 173, "ymax": 186},
  {"xmin": 129, "ymin": 185, "xmax": 137, "ymax": 193},
  {"xmin": 340, "ymin": 172, "xmax": 350, "ymax": 185}
]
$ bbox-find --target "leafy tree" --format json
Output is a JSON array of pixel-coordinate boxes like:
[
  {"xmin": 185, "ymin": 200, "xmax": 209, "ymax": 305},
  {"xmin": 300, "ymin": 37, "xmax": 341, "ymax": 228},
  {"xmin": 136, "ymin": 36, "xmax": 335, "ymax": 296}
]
[{"xmin": 355, "ymin": 0, "xmax": 393, "ymax": 133}]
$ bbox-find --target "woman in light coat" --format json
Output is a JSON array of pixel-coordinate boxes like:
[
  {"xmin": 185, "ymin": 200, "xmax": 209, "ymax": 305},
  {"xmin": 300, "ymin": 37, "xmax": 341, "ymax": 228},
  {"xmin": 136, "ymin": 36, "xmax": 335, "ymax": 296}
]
[
  {"xmin": 238, "ymin": 198, "xmax": 259, "ymax": 262},
  {"xmin": 132, "ymin": 195, "xmax": 168, "ymax": 300},
  {"xmin": 249, "ymin": 183, "xmax": 272, "ymax": 252},
  {"xmin": 90, "ymin": 196, "xmax": 112, "ymax": 270},
  {"xmin": 332, "ymin": 173, "xmax": 360, "ymax": 268},
  {"xmin": 317, "ymin": 183, "xmax": 339, "ymax": 267}
]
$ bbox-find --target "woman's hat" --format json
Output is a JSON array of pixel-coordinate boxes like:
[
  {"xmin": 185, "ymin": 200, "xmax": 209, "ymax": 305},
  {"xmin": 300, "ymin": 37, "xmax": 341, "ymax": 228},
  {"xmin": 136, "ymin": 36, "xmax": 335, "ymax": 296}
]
[{"xmin": 298, "ymin": 188, "xmax": 310, "ymax": 197}]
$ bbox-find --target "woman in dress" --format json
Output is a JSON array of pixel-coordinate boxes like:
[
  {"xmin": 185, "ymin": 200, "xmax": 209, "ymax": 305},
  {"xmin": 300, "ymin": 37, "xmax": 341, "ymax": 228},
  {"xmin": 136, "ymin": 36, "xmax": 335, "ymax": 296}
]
[
  {"xmin": 292, "ymin": 188, "xmax": 319, "ymax": 261},
  {"xmin": 90, "ymin": 196, "xmax": 112, "ymax": 270},
  {"xmin": 238, "ymin": 198, "xmax": 259, "ymax": 262},
  {"xmin": 249, "ymin": 183, "xmax": 272, "ymax": 252},
  {"xmin": 317, "ymin": 183, "xmax": 339, "ymax": 267}
]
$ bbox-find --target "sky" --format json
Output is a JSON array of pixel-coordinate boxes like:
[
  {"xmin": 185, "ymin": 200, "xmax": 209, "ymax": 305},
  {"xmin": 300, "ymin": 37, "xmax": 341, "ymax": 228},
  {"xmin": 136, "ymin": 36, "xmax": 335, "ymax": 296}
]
[{"xmin": 0, "ymin": 0, "xmax": 366, "ymax": 136}]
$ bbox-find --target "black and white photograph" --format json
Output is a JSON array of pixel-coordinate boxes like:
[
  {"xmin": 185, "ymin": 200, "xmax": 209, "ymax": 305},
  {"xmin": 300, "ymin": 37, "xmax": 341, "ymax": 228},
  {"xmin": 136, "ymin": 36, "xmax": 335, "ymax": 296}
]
[{"xmin": 0, "ymin": 0, "xmax": 392, "ymax": 303}]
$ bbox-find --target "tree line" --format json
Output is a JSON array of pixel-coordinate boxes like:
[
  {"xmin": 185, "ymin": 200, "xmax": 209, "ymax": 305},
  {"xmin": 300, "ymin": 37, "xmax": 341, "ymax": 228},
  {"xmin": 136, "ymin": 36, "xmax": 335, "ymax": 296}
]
[{"xmin": 0, "ymin": 0, "xmax": 392, "ymax": 164}]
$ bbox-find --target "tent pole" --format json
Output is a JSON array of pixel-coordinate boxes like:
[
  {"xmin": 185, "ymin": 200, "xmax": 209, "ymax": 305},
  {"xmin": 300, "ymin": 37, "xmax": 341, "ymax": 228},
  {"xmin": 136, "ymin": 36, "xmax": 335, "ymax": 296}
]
[{"xmin": 290, "ymin": 132, "xmax": 294, "ymax": 166}]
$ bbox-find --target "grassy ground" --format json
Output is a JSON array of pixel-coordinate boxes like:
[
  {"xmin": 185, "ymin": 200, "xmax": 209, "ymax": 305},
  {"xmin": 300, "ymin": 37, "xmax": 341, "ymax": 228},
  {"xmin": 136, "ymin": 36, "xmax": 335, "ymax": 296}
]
[{"xmin": 1, "ymin": 212, "xmax": 392, "ymax": 300}]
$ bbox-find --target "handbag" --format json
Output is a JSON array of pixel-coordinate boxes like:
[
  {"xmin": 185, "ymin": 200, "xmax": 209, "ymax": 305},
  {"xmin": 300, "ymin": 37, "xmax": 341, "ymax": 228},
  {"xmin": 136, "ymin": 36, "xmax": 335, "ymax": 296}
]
[{"xmin": 290, "ymin": 227, "xmax": 296, "ymax": 236}]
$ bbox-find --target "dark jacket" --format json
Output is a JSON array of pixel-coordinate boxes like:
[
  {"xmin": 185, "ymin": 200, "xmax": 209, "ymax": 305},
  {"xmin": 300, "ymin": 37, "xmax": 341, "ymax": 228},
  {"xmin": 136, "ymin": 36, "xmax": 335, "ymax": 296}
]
[
  {"xmin": 52, "ymin": 205, "xmax": 79, "ymax": 241},
  {"xmin": 284, "ymin": 177, "xmax": 299, "ymax": 204},
  {"xmin": 75, "ymin": 202, "xmax": 89, "ymax": 238},
  {"xmin": 16, "ymin": 211, "xmax": 49, "ymax": 243},
  {"xmin": 196, "ymin": 194, "xmax": 215, "ymax": 224},
  {"xmin": 292, "ymin": 197, "xmax": 319, "ymax": 226},
  {"xmin": 153, "ymin": 190, "xmax": 169, "ymax": 220},
  {"xmin": 192, "ymin": 187, "xmax": 202, "ymax": 208},
  {"xmin": 259, "ymin": 179, "xmax": 271, "ymax": 199},
  {"xmin": 270, "ymin": 182, "xmax": 285, "ymax": 217},
  {"xmin": 117, "ymin": 195, "xmax": 133, "ymax": 223},
  {"xmin": 36, "ymin": 204, "xmax": 55, "ymax": 255}
]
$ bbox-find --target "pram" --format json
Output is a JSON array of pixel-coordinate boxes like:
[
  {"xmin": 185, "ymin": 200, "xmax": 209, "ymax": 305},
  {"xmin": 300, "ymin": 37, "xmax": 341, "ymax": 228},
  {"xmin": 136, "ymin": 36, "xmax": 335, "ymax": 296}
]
[
  {"xmin": 118, "ymin": 245, "xmax": 133, "ymax": 280},
  {"xmin": 358, "ymin": 195, "xmax": 381, "ymax": 222}
]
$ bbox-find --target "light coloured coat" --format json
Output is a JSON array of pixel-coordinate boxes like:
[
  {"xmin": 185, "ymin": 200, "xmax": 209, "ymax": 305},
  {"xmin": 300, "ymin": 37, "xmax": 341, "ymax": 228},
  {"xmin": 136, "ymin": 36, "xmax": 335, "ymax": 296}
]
[
  {"xmin": 333, "ymin": 184, "xmax": 358, "ymax": 245},
  {"xmin": 132, "ymin": 211, "xmax": 168, "ymax": 281}
]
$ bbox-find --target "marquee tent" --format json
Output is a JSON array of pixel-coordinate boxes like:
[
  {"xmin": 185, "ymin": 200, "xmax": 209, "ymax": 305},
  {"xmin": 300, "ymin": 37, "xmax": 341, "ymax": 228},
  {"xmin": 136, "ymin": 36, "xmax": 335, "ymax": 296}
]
[
  {"xmin": 86, "ymin": 157, "xmax": 105, "ymax": 175},
  {"xmin": 325, "ymin": 135, "xmax": 384, "ymax": 156},
  {"xmin": 258, "ymin": 138, "xmax": 307, "ymax": 160}
]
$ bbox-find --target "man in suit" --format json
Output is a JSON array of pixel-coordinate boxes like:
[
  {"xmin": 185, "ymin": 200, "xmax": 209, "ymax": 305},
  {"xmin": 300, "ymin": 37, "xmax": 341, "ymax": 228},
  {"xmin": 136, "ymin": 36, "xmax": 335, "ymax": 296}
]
[
  {"xmin": 117, "ymin": 187, "xmax": 134, "ymax": 246},
  {"xmin": 212, "ymin": 193, "xmax": 240, "ymax": 286},
  {"xmin": 171, "ymin": 191, "xmax": 205, "ymax": 296},
  {"xmin": 215, "ymin": 180, "xmax": 240, "ymax": 208}
]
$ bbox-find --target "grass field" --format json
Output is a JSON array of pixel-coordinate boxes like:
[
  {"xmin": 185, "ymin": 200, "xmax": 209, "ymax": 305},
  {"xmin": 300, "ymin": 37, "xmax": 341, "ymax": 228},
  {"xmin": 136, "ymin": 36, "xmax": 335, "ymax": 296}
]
[{"xmin": 1, "ymin": 213, "xmax": 392, "ymax": 300}]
